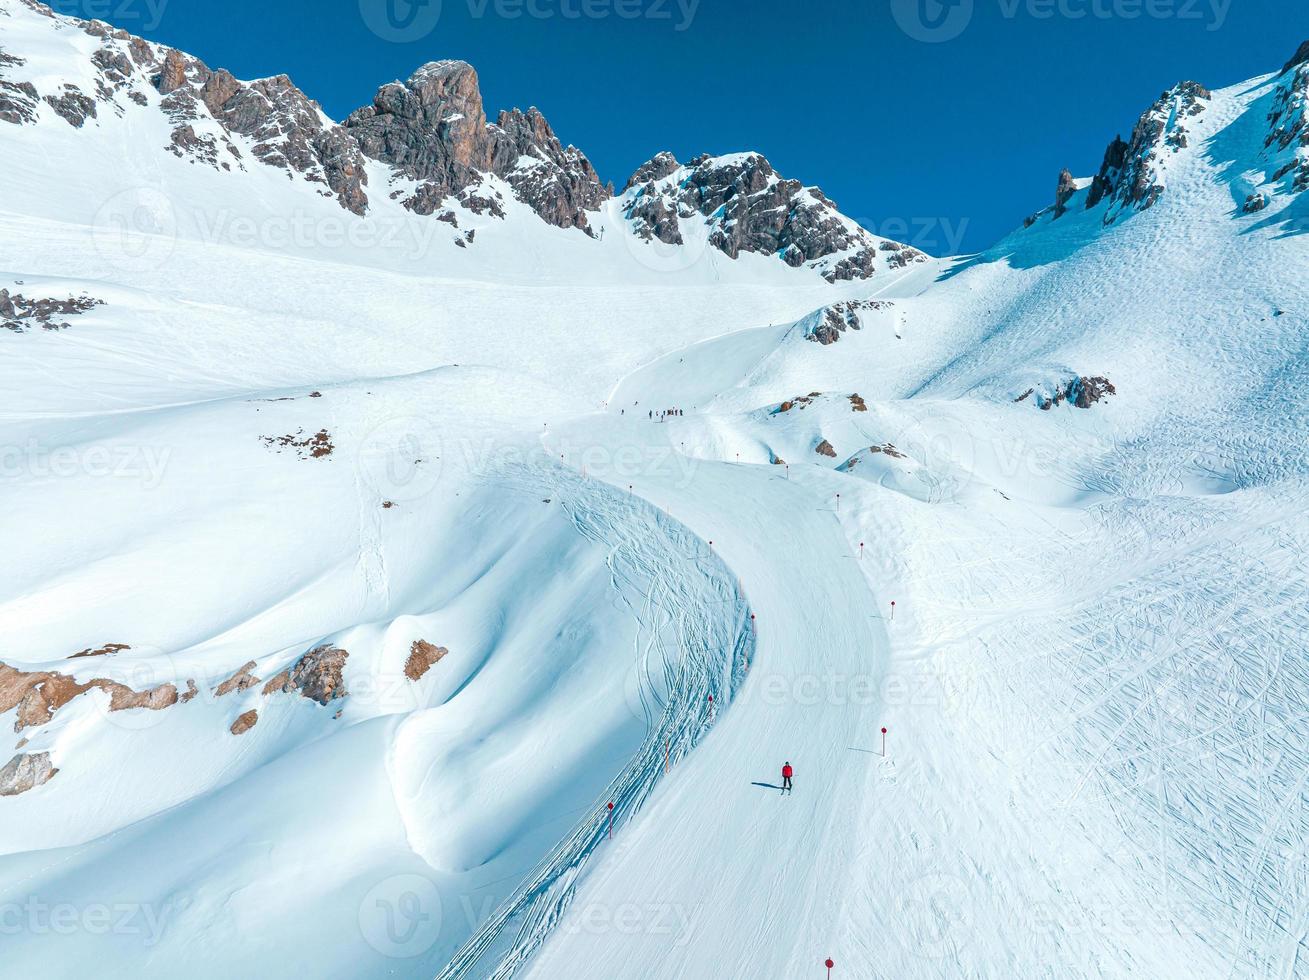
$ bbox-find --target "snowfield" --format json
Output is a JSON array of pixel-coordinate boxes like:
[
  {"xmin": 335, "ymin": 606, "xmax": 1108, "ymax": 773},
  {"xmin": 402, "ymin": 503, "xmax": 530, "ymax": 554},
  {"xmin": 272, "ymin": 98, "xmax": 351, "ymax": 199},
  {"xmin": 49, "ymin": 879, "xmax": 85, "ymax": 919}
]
[{"xmin": 2, "ymin": 1, "xmax": 1309, "ymax": 977}]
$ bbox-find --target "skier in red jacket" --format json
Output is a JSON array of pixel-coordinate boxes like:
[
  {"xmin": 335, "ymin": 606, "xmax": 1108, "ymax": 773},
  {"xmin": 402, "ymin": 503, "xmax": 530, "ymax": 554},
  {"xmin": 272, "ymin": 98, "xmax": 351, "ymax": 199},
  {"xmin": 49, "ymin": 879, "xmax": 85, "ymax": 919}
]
[{"xmin": 781, "ymin": 762, "xmax": 793, "ymax": 795}]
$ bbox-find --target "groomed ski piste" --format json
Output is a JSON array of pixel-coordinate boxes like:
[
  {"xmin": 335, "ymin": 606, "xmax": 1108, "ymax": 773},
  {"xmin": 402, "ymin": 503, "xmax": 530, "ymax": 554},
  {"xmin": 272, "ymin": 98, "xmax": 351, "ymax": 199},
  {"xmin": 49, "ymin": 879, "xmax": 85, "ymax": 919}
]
[{"xmin": 2, "ymin": 2, "xmax": 1309, "ymax": 976}]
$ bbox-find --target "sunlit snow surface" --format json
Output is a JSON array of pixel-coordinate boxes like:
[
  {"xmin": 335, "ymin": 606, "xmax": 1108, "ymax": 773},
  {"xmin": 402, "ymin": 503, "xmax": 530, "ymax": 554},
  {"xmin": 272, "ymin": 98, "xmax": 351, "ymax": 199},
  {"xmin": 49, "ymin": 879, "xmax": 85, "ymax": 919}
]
[{"xmin": 2, "ymin": 3, "xmax": 1309, "ymax": 977}]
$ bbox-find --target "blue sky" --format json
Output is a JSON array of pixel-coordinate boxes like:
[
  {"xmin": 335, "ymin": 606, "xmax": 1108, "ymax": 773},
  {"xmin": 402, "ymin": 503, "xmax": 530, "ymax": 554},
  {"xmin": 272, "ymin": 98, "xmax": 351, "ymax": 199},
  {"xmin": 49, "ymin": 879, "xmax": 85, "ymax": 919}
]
[{"xmin": 62, "ymin": 0, "xmax": 1309, "ymax": 253}]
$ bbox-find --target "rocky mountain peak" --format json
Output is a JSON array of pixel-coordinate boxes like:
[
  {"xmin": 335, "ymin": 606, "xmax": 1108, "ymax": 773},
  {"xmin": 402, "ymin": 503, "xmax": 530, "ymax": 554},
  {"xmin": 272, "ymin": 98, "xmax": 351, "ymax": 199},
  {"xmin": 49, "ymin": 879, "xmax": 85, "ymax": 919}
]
[
  {"xmin": 621, "ymin": 150, "xmax": 928, "ymax": 281},
  {"xmin": 625, "ymin": 151, "xmax": 681, "ymax": 189},
  {"xmin": 1067, "ymin": 80, "xmax": 1211, "ymax": 223},
  {"xmin": 1283, "ymin": 40, "xmax": 1309, "ymax": 75},
  {"xmin": 343, "ymin": 61, "xmax": 608, "ymax": 230},
  {"xmin": 1262, "ymin": 52, "xmax": 1309, "ymax": 196}
]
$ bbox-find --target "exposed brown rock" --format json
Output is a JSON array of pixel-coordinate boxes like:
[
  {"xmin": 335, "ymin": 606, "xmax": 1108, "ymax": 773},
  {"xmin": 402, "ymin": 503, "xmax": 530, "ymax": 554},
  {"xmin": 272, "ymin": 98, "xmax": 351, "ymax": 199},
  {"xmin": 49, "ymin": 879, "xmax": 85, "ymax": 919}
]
[
  {"xmin": 69, "ymin": 643, "xmax": 130, "ymax": 660},
  {"xmin": 0, "ymin": 752, "xmax": 57, "ymax": 796},
  {"xmin": 260, "ymin": 428, "xmax": 334, "ymax": 459},
  {"xmin": 622, "ymin": 153, "xmax": 925, "ymax": 281},
  {"xmin": 404, "ymin": 640, "xmax": 448, "ymax": 681},
  {"xmin": 262, "ymin": 646, "xmax": 349, "ymax": 706},
  {"xmin": 808, "ymin": 300, "xmax": 893, "ymax": 345},
  {"xmin": 0, "ymin": 661, "xmax": 177, "ymax": 732},
  {"xmin": 156, "ymin": 48, "xmax": 188, "ymax": 95},
  {"xmin": 43, "ymin": 86, "xmax": 97, "ymax": 127},
  {"xmin": 230, "ymin": 709, "xmax": 258, "ymax": 735},
  {"xmin": 214, "ymin": 661, "xmax": 260, "ymax": 697},
  {"xmin": 1053, "ymin": 168, "xmax": 1077, "ymax": 218},
  {"xmin": 261, "ymin": 670, "xmax": 291, "ymax": 697},
  {"xmin": 849, "ymin": 394, "xmax": 867, "ymax": 412},
  {"xmin": 775, "ymin": 392, "xmax": 822, "ymax": 414},
  {"xmin": 1, "ymin": 289, "xmax": 103, "ymax": 333},
  {"xmin": 345, "ymin": 61, "xmax": 607, "ymax": 229},
  {"xmin": 815, "ymin": 439, "xmax": 837, "ymax": 458}
]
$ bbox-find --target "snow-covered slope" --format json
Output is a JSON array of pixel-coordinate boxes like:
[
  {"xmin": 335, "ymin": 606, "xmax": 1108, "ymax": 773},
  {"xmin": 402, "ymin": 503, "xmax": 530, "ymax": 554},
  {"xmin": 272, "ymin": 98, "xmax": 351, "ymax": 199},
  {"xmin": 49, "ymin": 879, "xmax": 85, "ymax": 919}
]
[{"xmin": 3, "ymin": 1, "xmax": 1309, "ymax": 977}]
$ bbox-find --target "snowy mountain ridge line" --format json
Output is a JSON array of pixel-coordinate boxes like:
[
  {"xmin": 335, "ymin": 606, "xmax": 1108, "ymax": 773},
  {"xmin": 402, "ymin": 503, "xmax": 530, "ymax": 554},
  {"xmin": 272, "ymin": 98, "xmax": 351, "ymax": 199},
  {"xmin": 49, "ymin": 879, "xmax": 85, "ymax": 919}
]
[
  {"xmin": 0, "ymin": 0, "xmax": 922, "ymax": 278},
  {"xmin": 1027, "ymin": 42, "xmax": 1309, "ymax": 228},
  {"xmin": 4, "ymin": 13, "xmax": 1309, "ymax": 980}
]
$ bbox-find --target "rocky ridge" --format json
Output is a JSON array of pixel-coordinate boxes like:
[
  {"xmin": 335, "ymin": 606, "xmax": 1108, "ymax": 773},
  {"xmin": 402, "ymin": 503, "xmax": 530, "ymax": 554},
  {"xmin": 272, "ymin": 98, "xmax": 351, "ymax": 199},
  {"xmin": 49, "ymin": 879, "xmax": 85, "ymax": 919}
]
[
  {"xmin": 621, "ymin": 152, "xmax": 927, "ymax": 281},
  {"xmin": 2, "ymin": 1, "xmax": 927, "ymax": 276}
]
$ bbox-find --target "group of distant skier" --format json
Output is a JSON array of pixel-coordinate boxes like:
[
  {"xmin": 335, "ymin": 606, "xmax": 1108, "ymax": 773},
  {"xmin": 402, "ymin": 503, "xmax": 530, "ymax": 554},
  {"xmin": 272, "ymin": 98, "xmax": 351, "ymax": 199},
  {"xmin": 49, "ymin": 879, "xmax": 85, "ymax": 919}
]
[{"xmin": 648, "ymin": 408, "xmax": 683, "ymax": 421}]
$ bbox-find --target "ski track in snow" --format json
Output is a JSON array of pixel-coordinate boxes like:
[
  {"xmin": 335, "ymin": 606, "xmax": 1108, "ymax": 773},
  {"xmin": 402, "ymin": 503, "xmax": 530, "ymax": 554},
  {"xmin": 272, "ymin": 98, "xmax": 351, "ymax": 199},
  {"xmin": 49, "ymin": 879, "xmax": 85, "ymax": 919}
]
[
  {"xmin": 435, "ymin": 459, "xmax": 752, "ymax": 979},
  {"xmin": 2, "ymin": 5, "xmax": 1309, "ymax": 976}
]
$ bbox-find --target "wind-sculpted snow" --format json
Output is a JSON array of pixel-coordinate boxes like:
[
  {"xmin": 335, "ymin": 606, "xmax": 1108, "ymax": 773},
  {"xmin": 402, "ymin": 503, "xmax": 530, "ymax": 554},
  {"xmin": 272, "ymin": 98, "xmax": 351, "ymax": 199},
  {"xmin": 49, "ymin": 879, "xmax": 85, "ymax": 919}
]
[
  {"xmin": 432, "ymin": 462, "xmax": 751, "ymax": 979},
  {"xmin": 2, "ymin": 10, "xmax": 1309, "ymax": 980}
]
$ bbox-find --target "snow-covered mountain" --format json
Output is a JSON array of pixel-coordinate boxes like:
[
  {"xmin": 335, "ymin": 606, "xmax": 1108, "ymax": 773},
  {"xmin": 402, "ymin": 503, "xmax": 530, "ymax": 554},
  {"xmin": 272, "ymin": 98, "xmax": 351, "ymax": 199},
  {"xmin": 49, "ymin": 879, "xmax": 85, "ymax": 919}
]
[
  {"xmin": 0, "ymin": 0, "xmax": 921, "ymax": 279},
  {"xmin": 3, "ymin": 0, "xmax": 1309, "ymax": 977}
]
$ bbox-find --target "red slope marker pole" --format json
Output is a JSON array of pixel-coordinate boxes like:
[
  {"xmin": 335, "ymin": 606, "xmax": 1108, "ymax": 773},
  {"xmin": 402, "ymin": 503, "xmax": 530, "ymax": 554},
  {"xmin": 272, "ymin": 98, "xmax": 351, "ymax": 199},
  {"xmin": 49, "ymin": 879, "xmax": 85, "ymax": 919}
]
[
  {"xmin": 607, "ymin": 802, "xmax": 614, "ymax": 839},
  {"xmin": 890, "ymin": 600, "xmax": 896, "ymax": 621},
  {"xmin": 859, "ymin": 541, "xmax": 864, "ymax": 559},
  {"xmin": 836, "ymin": 493, "xmax": 840, "ymax": 513},
  {"xmin": 826, "ymin": 958, "xmax": 835, "ymax": 978},
  {"xmin": 881, "ymin": 727, "xmax": 887, "ymax": 757}
]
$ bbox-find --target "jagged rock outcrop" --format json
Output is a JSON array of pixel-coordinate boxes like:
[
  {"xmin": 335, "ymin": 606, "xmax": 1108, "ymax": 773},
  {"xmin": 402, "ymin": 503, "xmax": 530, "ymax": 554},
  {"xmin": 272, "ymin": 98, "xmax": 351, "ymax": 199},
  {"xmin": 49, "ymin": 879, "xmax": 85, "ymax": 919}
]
[
  {"xmin": 1, "ymin": 289, "xmax": 103, "ymax": 333},
  {"xmin": 625, "ymin": 150, "xmax": 680, "ymax": 188},
  {"xmin": 1262, "ymin": 45, "xmax": 1309, "ymax": 197},
  {"xmin": 213, "ymin": 661, "xmax": 261, "ymax": 697},
  {"xmin": 202, "ymin": 72, "xmax": 369, "ymax": 214},
  {"xmin": 262, "ymin": 645, "xmax": 349, "ymax": 705},
  {"xmin": 0, "ymin": 752, "xmax": 57, "ymax": 796},
  {"xmin": 490, "ymin": 107, "xmax": 611, "ymax": 234},
  {"xmin": 1283, "ymin": 40, "xmax": 1309, "ymax": 75},
  {"xmin": 1086, "ymin": 136, "xmax": 1129, "ymax": 210},
  {"xmin": 344, "ymin": 62, "xmax": 608, "ymax": 230},
  {"xmin": 6, "ymin": 2, "xmax": 926, "ymax": 266},
  {"xmin": 806, "ymin": 300, "xmax": 893, "ymax": 345},
  {"xmin": 1018, "ymin": 376, "xmax": 1117, "ymax": 410},
  {"xmin": 404, "ymin": 640, "xmax": 448, "ymax": 681},
  {"xmin": 1084, "ymin": 82, "xmax": 1211, "ymax": 223},
  {"xmin": 1053, "ymin": 168, "xmax": 1078, "ymax": 218},
  {"xmin": 0, "ymin": 48, "xmax": 39, "ymax": 125},
  {"xmin": 621, "ymin": 152, "xmax": 928, "ymax": 281},
  {"xmin": 344, "ymin": 60, "xmax": 487, "ymax": 215},
  {"xmin": 0, "ymin": 660, "xmax": 178, "ymax": 733}
]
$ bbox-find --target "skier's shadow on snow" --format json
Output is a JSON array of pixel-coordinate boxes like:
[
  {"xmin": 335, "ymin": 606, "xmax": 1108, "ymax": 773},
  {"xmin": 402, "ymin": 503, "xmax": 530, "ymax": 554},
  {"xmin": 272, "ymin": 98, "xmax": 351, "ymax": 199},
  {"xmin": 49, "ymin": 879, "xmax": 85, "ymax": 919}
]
[{"xmin": 751, "ymin": 781, "xmax": 784, "ymax": 790}]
